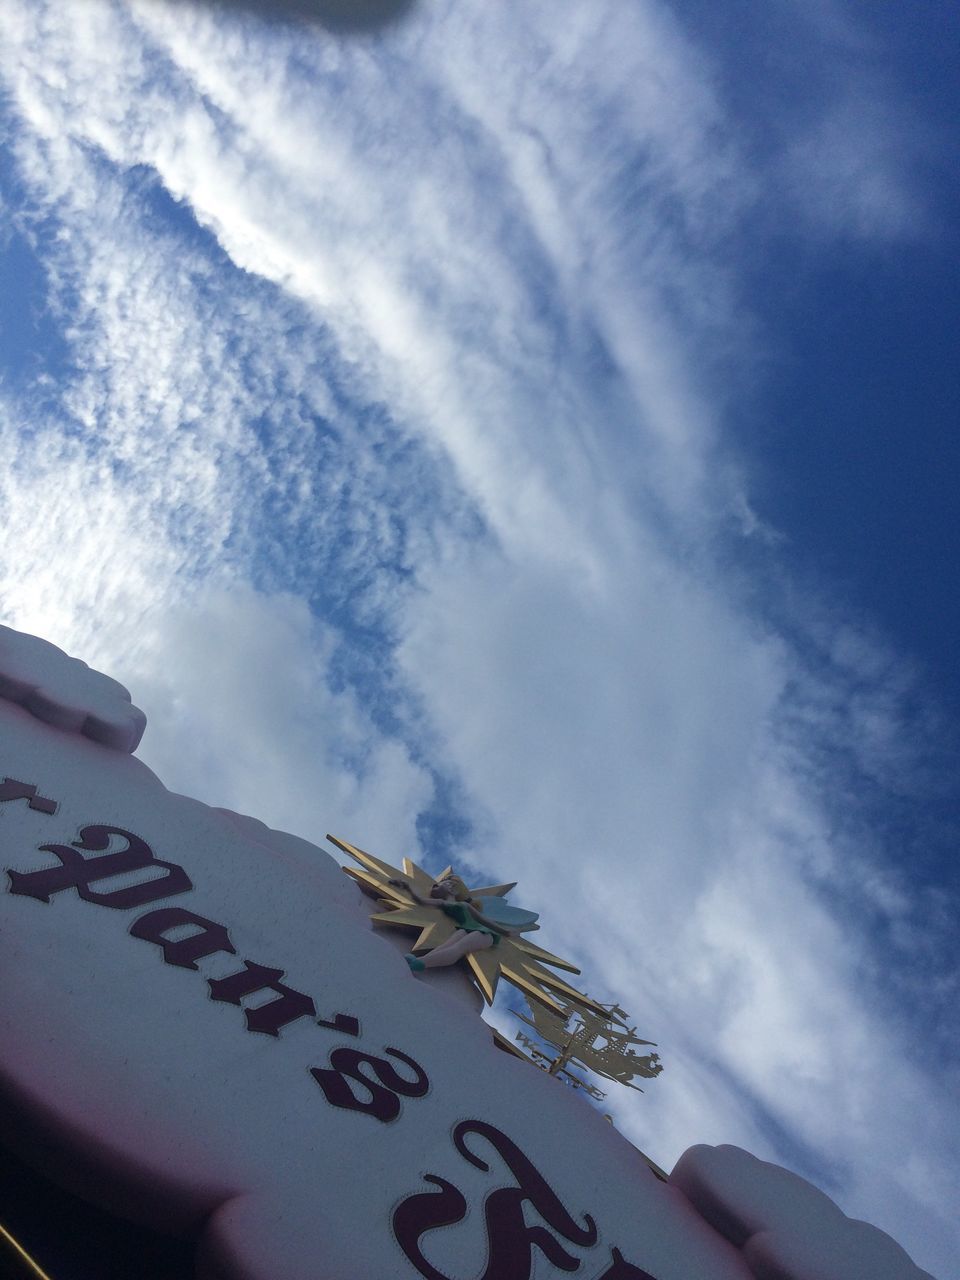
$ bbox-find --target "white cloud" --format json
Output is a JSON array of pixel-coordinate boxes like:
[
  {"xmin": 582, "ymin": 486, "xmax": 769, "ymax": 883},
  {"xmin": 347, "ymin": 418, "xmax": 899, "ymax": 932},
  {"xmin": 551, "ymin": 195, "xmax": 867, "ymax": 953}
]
[
  {"xmin": 129, "ymin": 583, "xmax": 434, "ymax": 853},
  {"xmin": 779, "ymin": 91, "xmax": 927, "ymax": 242}
]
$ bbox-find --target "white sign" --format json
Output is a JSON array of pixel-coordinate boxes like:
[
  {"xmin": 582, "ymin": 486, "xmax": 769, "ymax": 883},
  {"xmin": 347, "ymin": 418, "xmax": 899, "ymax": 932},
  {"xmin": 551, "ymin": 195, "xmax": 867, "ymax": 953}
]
[{"xmin": 0, "ymin": 625, "xmax": 934, "ymax": 1280}]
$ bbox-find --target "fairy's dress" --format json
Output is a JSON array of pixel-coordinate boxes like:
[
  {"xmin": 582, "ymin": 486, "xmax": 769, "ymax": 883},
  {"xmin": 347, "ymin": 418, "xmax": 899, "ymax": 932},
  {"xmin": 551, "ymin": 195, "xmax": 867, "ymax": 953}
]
[{"xmin": 440, "ymin": 898, "xmax": 539, "ymax": 946}]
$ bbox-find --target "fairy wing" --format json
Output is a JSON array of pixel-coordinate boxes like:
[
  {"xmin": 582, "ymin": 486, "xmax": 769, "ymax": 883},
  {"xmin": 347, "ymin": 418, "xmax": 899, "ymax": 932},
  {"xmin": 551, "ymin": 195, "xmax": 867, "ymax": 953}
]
[{"xmin": 474, "ymin": 897, "xmax": 540, "ymax": 932}]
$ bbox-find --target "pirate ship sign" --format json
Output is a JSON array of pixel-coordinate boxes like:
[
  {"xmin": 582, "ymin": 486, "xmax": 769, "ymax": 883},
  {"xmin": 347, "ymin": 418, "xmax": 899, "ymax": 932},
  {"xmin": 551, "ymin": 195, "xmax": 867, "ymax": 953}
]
[{"xmin": 514, "ymin": 998, "xmax": 663, "ymax": 1102}]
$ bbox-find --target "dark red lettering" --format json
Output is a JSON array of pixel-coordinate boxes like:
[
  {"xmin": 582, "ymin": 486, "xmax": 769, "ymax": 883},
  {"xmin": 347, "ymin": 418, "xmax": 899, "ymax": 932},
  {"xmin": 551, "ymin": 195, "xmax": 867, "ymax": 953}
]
[
  {"xmin": 392, "ymin": 1176, "xmax": 468, "ymax": 1280},
  {"xmin": 453, "ymin": 1120, "xmax": 597, "ymax": 1279},
  {"xmin": 593, "ymin": 1247, "xmax": 657, "ymax": 1279},
  {"xmin": 316, "ymin": 1013, "xmax": 361, "ymax": 1037},
  {"xmin": 395, "ymin": 1121, "xmax": 598, "ymax": 1280},
  {"xmin": 0, "ymin": 777, "xmax": 57, "ymax": 815},
  {"xmin": 130, "ymin": 907, "xmax": 236, "ymax": 969},
  {"xmin": 208, "ymin": 961, "xmax": 316, "ymax": 1036},
  {"xmin": 7, "ymin": 826, "xmax": 192, "ymax": 908},
  {"xmin": 310, "ymin": 1046, "xmax": 429, "ymax": 1122}
]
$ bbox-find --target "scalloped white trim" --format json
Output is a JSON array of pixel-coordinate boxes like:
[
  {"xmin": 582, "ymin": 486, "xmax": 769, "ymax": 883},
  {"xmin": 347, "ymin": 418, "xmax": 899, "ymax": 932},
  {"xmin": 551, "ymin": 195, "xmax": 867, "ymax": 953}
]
[{"xmin": 0, "ymin": 624, "xmax": 146, "ymax": 753}]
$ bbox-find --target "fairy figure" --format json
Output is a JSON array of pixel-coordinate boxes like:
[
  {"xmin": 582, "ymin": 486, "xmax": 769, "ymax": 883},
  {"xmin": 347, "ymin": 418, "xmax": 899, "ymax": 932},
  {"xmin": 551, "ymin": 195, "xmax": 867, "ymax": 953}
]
[
  {"xmin": 330, "ymin": 833, "xmax": 609, "ymax": 1016},
  {"xmin": 387, "ymin": 872, "xmax": 540, "ymax": 972}
]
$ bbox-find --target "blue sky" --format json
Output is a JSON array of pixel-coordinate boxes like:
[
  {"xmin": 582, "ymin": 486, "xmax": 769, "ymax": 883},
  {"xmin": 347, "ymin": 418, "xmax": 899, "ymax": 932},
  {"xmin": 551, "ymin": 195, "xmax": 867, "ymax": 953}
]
[{"xmin": 0, "ymin": 1, "xmax": 957, "ymax": 1276}]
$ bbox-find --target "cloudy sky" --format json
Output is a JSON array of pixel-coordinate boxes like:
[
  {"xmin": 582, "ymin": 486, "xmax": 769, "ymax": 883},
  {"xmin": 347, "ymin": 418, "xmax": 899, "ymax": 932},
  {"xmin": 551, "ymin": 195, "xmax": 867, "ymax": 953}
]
[{"xmin": 1, "ymin": 0, "xmax": 957, "ymax": 1275}]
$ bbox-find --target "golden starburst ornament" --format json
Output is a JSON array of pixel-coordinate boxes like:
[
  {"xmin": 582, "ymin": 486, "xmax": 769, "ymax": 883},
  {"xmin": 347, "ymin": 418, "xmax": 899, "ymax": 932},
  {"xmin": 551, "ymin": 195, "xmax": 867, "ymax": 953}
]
[{"xmin": 328, "ymin": 834, "xmax": 607, "ymax": 1019}]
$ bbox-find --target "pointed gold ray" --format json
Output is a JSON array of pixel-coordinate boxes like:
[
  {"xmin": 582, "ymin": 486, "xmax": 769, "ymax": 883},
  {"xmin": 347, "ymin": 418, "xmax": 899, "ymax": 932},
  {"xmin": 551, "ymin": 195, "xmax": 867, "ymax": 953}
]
[
  {"xmin": 465, "ymin": 944, "xmax": 502, "ymax": 1005},
  {"xmin": 514, "ymin": 935, "xmax": 582, "ymax": 974},
  {"xmin": 383, "ymin": 919, "xmax": 448, "ymax": 953},
  {"xmin": 334, "ymin": 837, "xmax": 437, "ymax": 916},
  {"xmin": 401, "ymin": 857, "xmax": 436, "ymax": 895},
  {"xmin": 368, "ymin": 904, "xmax": 454, "ymax": 953},
  {"xmin": 499, "ymin": 954, "xmax": 607, "ymax": 1016},
  {"xmin": 328, "ymin": 834, "xmax": 402, "ymax": 885},
  {"xmin": 369, "ymin": 903, "xmax": 451, "ymax": 934},
  {"xmin": 409, "ymin": 919, "xmax": 449, "ymax": 952},
  {"xmin": 342, "ymin": 865, "xmax": 405, "ymax": 904},
  {"xmin": 367, "ymin": 905, "xmax": 431, "ymax": 929},
  {"xmin": 471, "ymin": 882, "xmax": 517, "ymax": 898},
  {"xmin": 495, "ymin": 962, "xmax": 568, "ymax": 1016}
]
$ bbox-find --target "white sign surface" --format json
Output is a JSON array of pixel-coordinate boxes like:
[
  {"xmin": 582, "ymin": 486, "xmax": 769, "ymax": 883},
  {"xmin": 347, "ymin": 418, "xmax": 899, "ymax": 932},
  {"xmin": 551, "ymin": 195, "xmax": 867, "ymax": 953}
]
[{"xmin": 0, "ymin": 626, "xmax": 934, "ymax": 1280}]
